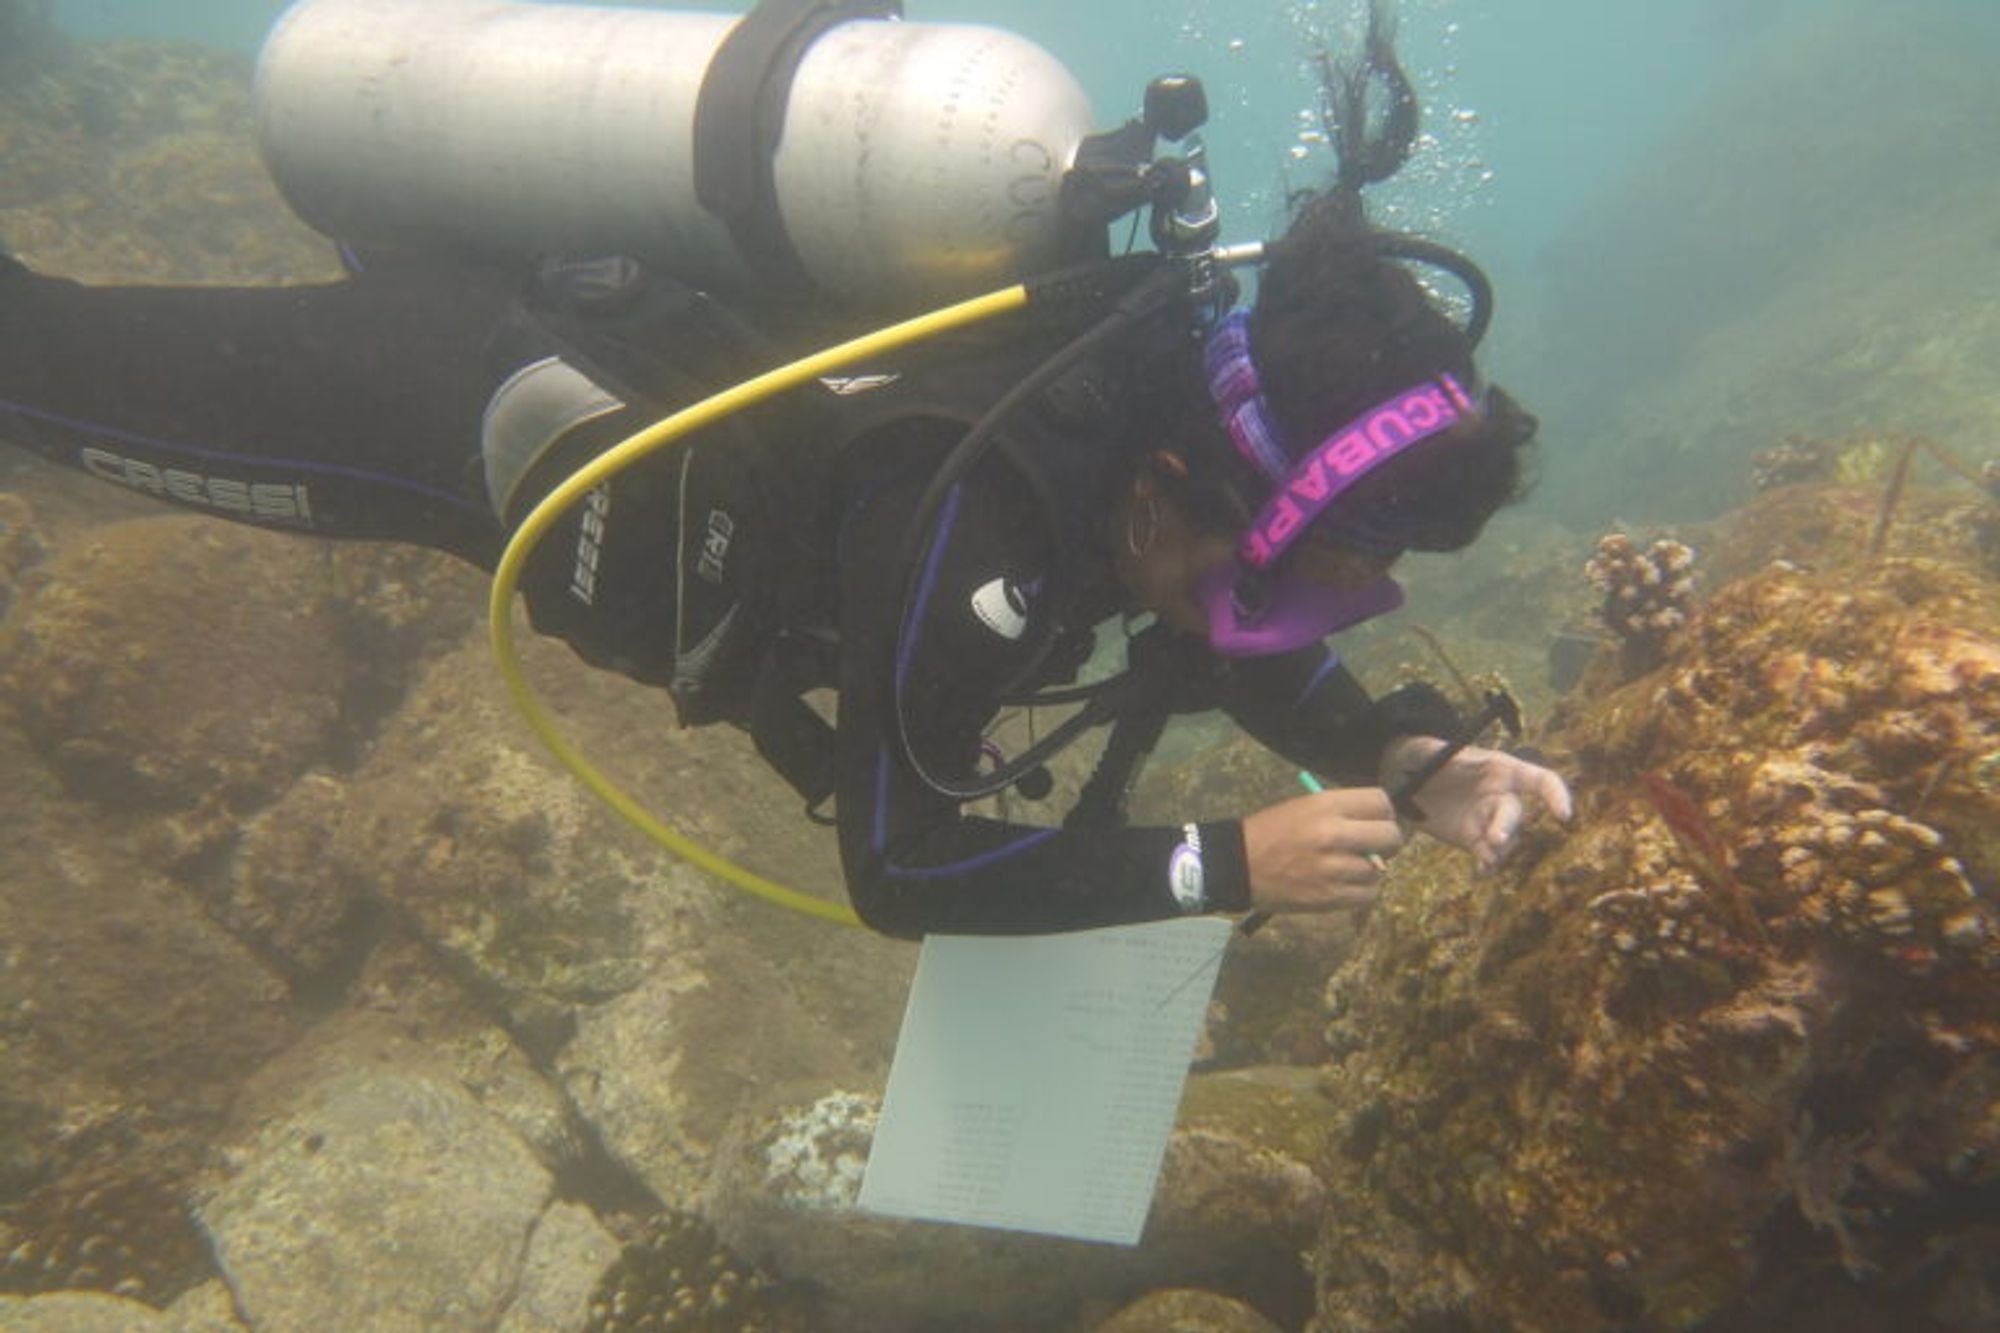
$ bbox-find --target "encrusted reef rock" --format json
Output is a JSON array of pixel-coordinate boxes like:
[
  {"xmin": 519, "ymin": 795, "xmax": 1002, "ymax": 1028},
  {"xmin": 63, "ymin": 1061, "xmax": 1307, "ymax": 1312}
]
[
  {"xmin": 705, "ymin": 1073, "xmax": 1325, "ymax": 1332},
  {"xmin": 0, "ymin": 1290, "xmax": 178, "ymax": 1332},
  {"xmin": 280, "ymin": 625, "xmax": 897, "ymax": 1206},
  {"xmin": 0, "ymin": 37, "xmax": 339, "ymax": 284},
  {"xmin": 0, "ymin": 516, "xmax": 350, "ymax": 846},
  {"xmin": 1309, "ymin": 486, "xmax": 2000, "ymax": 1332},
  {"xmin": 583, "ymin": 1209, "xmax": 811, "ymax": 1333},
  {"xmin": 0, "ymin": 716, "xmax": 293, "ymax": 1307},
  {"xmin": 1094, "ymin": 1288, "xmax": 1286, "ymax": 1333}
]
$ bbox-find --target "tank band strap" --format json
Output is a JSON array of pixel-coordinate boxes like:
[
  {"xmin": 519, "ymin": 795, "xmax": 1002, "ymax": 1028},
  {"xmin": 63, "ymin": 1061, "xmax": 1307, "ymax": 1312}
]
[{"xmin": 693, "ymin": 0, "xmax": 903, "ymax": 300}]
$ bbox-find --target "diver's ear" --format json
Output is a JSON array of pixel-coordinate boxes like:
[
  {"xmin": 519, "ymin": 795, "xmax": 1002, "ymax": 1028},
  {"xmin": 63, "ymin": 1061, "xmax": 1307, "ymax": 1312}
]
[{"xmin": 1131, "ymin": 450, "xmax": 1188, "ymax": 502}]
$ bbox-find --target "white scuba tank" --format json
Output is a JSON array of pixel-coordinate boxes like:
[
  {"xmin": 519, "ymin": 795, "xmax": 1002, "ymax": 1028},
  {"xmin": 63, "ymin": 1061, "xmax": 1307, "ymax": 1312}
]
[{"xmin": 254, "ymin": 0, "xmax": 1099, "ymax": 308}]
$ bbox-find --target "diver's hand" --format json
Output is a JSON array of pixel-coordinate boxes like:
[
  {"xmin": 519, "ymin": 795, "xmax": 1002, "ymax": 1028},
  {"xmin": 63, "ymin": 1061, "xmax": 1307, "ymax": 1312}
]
[
  {"xmin": 1242, "ymin": 787, "xmax": 1405, "ymax": 913},
  {"xmin": 1381, "ymin": 737, "xmax": 1573, "ymax": 872}
]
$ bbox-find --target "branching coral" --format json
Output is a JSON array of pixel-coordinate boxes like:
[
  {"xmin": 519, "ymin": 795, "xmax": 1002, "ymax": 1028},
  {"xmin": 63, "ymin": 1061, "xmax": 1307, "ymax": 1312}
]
[
  {"xmin": 1586, "ymin": 826, "xmax": 1748, "ymax": 1017},
  {"xmin": 1584, "ymin": 533, "xmax": 1697, "ymax": 672},
  {"xmin": 1738, "ymin": 753, "xmax": 1991, "ymax": 972}
]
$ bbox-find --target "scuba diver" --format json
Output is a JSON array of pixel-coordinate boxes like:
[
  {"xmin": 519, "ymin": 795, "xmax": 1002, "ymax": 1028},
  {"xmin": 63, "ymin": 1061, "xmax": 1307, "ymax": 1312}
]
[{"xmin": 0, "ymin": 0, "xmax": 1570, "ymax": 938}]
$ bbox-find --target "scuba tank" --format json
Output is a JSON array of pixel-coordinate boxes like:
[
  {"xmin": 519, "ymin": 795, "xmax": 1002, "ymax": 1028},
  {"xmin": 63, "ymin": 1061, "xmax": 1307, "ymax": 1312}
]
[{"xmin": 253, "ymin": 0, "xmax": 1098, "ymax": 310}]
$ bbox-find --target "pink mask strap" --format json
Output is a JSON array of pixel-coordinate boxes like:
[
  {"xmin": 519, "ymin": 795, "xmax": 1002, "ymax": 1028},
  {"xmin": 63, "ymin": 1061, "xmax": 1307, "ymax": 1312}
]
[{"xmin": 1237, "ymin": 374, "xmax": 1476, "ymax": 570}]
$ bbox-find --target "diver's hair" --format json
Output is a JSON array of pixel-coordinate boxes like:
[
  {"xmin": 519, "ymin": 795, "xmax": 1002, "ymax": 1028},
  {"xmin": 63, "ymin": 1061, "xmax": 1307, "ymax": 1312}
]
[
  {"xmin": 1164, "ymin": 0, "xmax": 1537, "ymax": 555},
  {"xmin": 1322, "ymin": 0, "xmax": 1419, "ymax": 194}
]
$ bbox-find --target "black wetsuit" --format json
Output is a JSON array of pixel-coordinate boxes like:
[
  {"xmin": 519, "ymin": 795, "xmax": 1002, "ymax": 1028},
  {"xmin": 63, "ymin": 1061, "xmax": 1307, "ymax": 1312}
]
[{"xmin": 0, "ymin": 254, "xmax": 1439, "ymax": 937}]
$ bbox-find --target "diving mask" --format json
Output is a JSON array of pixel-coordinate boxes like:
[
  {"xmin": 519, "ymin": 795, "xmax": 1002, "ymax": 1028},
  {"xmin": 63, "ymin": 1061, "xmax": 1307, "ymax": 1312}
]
[{"xmin": 1200, "ymin": 308, "xmax": 1477, "ymax": 656}]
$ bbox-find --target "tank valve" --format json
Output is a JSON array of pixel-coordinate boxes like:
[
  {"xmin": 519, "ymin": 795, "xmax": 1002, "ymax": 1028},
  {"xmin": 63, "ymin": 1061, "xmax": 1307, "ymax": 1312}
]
[{"xmin": 1142, "ymin": 76, "xmax": 1225, "ymax": 323}]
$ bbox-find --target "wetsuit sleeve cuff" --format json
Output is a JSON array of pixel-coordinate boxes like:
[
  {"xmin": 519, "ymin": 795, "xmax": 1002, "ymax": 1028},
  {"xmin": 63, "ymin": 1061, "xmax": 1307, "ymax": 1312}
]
[{"xmin": 1200, "ymin": 820, "xmax": 1253, "ymax": 914}]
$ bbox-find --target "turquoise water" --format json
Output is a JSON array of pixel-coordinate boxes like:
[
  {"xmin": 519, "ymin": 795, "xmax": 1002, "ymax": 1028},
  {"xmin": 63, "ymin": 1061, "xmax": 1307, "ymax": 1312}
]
[
  {"xmin": 53, "ymin": 0, "xmax": 1996, "ymax": 496},
  {"xmin": 47, "ymin": 0, "xmax": 1738, "ymax": 309}
]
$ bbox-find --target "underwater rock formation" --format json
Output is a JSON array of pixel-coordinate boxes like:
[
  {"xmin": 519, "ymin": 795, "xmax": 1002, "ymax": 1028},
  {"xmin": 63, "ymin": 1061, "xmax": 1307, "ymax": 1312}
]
[
  {"xmin": 0, "ymin": 516, "xmax": 351, "ymax": 844},
  {"xmin": 0, "ymin": 38, "xmax": 338, "ymax": 284},
  {"xmin": 584, "ymin": 1209, "xmax": 809, "ymax": 1333},
  {"xmin": 0, "ymin": 597, "xmax": 294, "ymax": 1310},
  {"xmin": 703, "ymin": 1074, "xmax": 1324, "ymax": 1332},
  {"xmin": 195, "ymin": 1019, "xmax": 576, "ymax": 1332},
  {"xmin": 1096, "ymin": 1288, "xmax": 1285, "ymax": 1332},
  {"xmin": 1751, "ymin": 435, "xmax": 1839, "ymax": 493},
  {"xmin": 1308, "ymin": 484, "xmax": 2000, "ymax": 1332},
  {"xmin": 0, "ymin": 1159, "xmax": 209, "ymax": 1307},
  {"xmin": 0, "ymin": 1290, "xmax": 180, "ymax": 1332}
]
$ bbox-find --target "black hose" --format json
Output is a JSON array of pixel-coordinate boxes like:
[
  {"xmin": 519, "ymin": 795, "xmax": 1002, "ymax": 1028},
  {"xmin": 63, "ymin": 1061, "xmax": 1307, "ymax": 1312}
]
[{"xmin": 890, "ymin": 261, "xmax": 1190, "ymax": 801}]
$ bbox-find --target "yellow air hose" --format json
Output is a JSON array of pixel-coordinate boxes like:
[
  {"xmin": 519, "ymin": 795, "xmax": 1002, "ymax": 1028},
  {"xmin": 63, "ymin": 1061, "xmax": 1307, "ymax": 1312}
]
[{"xmin": 489, "ymin": 283, "xmax": 1032, "ymax": 927}]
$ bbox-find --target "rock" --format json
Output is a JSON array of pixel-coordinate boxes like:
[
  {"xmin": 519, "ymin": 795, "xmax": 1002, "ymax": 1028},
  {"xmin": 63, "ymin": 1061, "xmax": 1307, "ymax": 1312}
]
[
  {"xmin": 0, "ymin": 1156, "xmax": 216, "ymax": 1312},
  {"xmin": 704, "ymin": 1074, "xmax": 1325, "ymax": 1332},
  {"xmin": 163, "ymin": 1282, "xmax": 246, "ymax": 1332},
  {"xmin": 579, "ymin": 1209, "xmax": 812, "ymax": 1333},
  {"xmin": 558, "ymin": 921, "xmax": 867, "ymax": 1208},
  {"xmin": 197, "ymin": 1054, "xmax": 555, "ymax": 1332},
  {"xmin": 0, "ymin": 40, "xmax": 341, "ymax": 285},
  {"xmin": 1309, "ymin": 540, "xmax": 2000, "ymax": 1332},
  {"xmin": 312, "ymin": 634, "xmax": 662, "ymax": 1011},
  {"xmin": 1094, "ymin": 1289, "xmax": 1284, "ymax": 1333},
  {"xmin": 498, "ymin": 1201, "xmax": 621, "ymax": 1333},
  {"xmin": 0, "ymin": 515, "xmax": 349, "ymax": 841},
  {"xmin": 0, "ymin": 491, "xmax": 50, "ymax": 619},
  {"xmin": 706, "ymin": 1087, "xmax": 1120, "ymax": 1330},
  {"xmin": 1145, "ymin": 1070, "xmax": 1325, "ymax": 1324},
  {"xmin": 0, "ymin": 1292, "xmax": 173, "ymax": 1332},
  {"xmin": 216, "ymin": 774, "xmax": 371, "ymax": 988},
  {"xmin": 303, "ymin": 630, "xmax": 898, "ymax": 1202},
  {"xmin": 0, "ymin": 710, "xmax": 293, "ymax": 1305}
]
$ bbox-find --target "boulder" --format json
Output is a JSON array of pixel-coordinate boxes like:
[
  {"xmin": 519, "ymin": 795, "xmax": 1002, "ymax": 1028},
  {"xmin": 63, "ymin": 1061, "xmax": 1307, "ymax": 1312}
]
[
  {"xmin": 197, "ymin": 1047, "xmax": 557, "ymax": 1332},
  {"xmin": 1309, "ymin": 512, "xmax": 2000, "ymax": 1332},
  {"xmin": 0, "ymin": 1292, "xmax": 173, "ymax": 1333},
  {"xmin": 0, "ymin": 516, "xmax": 348, "ymax": 845},
  {"xmin": 704, "ymin": 1072, "xmax": 1327, "ymax": 1332},
  {"xmin": 1094, "ymin": 1289, "xmax": 1284, "ymax": 1333}
]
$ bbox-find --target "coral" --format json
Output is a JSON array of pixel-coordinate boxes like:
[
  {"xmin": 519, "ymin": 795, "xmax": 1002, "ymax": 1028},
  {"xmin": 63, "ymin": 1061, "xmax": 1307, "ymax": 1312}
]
[
  {"xmin": 0, "ymin": 1160, "xmax": 210, "ymax": 1305},
  {"xmin": 1309, "ymin": 533, "xmax": 2000, "ymax": 1332},
  {"xmin": 759, "ymin": 1092, "xmax": 877, "ymax": 1214},
  {"xmin": 1583, "ymin": 532, "xmax": 1697, "ymax": 673},
  {"xmin": 1752, "ymin": 434, "xmax": 1838, "ymax": 491},
  {"xmin": 584, "ymin": 1210, "xmax": 808, "ymax": 1333},
  {"xmin": 0, "ymin": 516, "xmax": 350, "ymax": 839},
  {"xmin": 1737, "ymin": 753, "xmax": 1990, "ymax": 971},
  {"xmin": 1587, "ymin": 833, "xmax": 1734, "ymax": 972}
]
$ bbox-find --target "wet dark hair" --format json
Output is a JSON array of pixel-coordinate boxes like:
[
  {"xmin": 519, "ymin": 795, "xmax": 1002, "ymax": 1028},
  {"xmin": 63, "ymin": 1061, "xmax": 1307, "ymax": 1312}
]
[{"xmin": 1160, "ymin": 0, "xmax": 1537, "ymax": 555}]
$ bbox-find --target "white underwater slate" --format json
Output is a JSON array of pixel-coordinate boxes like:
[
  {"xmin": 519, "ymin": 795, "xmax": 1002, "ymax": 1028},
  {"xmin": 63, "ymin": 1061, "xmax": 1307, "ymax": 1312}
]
[{"xmin": 860, "ymin": 917, "xmax": 1231, "ymax": 1245}]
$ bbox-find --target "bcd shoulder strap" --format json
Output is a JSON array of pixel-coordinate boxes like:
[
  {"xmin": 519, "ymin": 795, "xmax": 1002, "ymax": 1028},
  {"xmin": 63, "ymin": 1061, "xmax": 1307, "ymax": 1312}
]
[{"xmin": 692, "ymin": 0, "xmax": 904, "ymax": 301}]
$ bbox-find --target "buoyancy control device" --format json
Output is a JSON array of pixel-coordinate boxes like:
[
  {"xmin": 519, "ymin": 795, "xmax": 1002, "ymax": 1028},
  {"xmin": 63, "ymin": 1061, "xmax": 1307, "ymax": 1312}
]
[{"xmin": 255, "ymin": 0, "xmax": 1286, "ymax": 923}]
